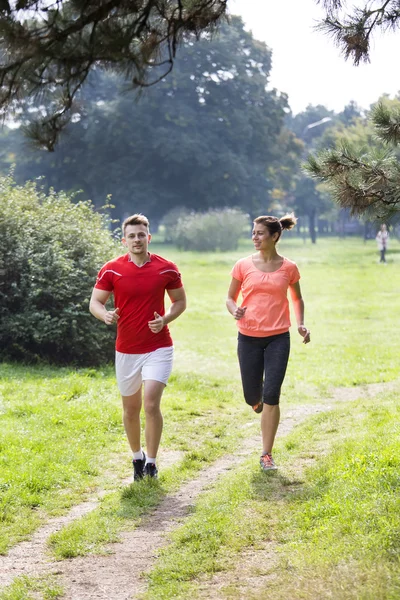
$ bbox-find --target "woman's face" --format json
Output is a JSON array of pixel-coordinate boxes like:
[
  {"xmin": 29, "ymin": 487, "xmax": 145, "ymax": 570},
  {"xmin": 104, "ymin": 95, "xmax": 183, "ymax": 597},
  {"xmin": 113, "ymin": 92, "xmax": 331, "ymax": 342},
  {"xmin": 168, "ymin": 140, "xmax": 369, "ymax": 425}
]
[{"xmin": 252, "ymin": 223, "xmax": 278, "ymax": 249}]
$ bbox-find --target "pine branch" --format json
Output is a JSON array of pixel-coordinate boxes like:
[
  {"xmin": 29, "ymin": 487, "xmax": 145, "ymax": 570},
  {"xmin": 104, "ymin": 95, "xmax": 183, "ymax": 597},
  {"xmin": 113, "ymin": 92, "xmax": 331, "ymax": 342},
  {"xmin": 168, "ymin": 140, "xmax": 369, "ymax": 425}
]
[
  {"xmin": 305, "ymin": 143, "xmax": 400, "ymax": 219},
  {"xmin": 372, "ymin": 101, "xmax": 400, "ymax": 145},
  {"xmin": 317, "ymin": 0, "xmax": 399, "ymax": 65}
]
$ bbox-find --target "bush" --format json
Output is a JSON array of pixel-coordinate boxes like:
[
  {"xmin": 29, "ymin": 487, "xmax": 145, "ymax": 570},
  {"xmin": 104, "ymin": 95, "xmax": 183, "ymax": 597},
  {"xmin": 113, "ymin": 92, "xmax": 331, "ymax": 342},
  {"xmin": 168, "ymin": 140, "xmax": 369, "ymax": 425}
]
[
  {"xmin": 160, "ymin": 206, "xmax": 190, "ymax": 243},
  {"xmin": 173, "ymin": 208, "xmax": 250, "ymax": 251},
  {"xmin": 0, "ymin": 175, "xmax": 118, "ymax": 365}
]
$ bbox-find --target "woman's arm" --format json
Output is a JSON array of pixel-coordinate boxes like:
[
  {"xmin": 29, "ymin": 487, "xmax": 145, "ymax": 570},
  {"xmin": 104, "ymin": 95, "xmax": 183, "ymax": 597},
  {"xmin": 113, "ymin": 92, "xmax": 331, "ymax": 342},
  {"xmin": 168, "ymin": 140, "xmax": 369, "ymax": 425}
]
[
  {"xmin": 226, "ymin": 277, "xmax": 247, "ymax": 320},
  {"xmin": 289, "ymin": 282, "xmax": 310, "ymax": 344}
]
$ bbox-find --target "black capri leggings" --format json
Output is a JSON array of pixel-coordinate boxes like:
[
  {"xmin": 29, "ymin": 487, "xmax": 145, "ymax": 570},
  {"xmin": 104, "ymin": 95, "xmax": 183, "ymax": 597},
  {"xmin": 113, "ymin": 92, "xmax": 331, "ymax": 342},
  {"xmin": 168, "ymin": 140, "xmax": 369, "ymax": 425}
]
[{"xmin": 237, "ymin": 331, "xmax": 290, "ymax": 407}]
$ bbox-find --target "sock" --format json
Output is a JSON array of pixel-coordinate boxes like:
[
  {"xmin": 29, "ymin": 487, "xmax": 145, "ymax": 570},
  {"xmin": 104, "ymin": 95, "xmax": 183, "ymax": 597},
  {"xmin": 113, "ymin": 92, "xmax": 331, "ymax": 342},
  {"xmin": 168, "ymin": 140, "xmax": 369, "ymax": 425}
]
[
  {"xmin": 133, "ymin": 450, "xmax": 144, "ymax": 461},
  {"xmin": 145, "ymin": 456, "xmax": 156, "ymax": 465}
]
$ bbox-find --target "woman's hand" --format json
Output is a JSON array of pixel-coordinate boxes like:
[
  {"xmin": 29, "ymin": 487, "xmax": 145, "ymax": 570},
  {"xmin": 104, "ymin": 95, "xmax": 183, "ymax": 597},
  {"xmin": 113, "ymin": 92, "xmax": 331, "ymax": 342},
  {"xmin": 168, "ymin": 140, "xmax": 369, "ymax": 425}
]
[
  {"xmin": 233, "ymin": 306, "xmax": 247, "ymax": 320},
  {"xmin": 298, "ymin": 325, "xmax": 311, "ymax": 344}
]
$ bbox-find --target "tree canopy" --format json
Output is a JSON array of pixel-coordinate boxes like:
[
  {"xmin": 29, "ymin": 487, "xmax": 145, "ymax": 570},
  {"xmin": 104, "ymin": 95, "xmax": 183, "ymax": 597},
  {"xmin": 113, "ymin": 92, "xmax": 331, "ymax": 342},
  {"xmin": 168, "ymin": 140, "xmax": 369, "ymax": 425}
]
[
  {"xmin": 0, "ymin": 0, "xmax": 227, "ymax": 150},
  {"xmin": 2, "ymin": 17, "xmax": 293, "ymax": 222}
]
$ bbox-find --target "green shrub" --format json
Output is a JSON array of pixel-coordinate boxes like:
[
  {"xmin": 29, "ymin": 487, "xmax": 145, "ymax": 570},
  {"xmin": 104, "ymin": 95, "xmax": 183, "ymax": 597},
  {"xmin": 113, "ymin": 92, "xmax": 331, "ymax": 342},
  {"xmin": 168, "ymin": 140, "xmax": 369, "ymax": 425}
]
[
  {"xmin": 173, "ymin": 208, "xmax": 250, "ymax": 251},
  {"xmin": 0, "ymin": 175, "xmax": 118, "ymax": 365},
  {"xmin": 160, "ymin": 206, "xmax": 191, "ymax": 243}
]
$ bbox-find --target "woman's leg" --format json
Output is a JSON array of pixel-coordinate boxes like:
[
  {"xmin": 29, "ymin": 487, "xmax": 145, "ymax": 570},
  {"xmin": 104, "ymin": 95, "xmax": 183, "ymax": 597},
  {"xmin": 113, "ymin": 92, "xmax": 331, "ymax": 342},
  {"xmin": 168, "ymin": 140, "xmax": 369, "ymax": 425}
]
[
  {"xmin": 261, "ymin": 333, "xmax": 290, "ymax": 455},
  {"xmin": 237, "ymin": 333, "xmax": 265, "ymax": 407}
]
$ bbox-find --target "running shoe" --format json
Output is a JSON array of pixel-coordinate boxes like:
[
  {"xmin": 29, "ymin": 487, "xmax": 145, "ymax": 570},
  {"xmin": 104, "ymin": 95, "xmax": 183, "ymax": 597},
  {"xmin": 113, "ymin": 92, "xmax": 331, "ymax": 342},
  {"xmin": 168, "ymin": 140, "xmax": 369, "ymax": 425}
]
[
  {"xmin": 252, "ymin": 401, "xmax": 263, "ymax": 414},
  {"xmin": 132, "ymin": 452, "xmax": 146, "ymax": 481},
  {"xmin": 144, "ymin": 462, "xmax": 158, "ymax": 479},
  {"xmin": 260, "ymin": 453, "xmax": 278, "ymax": 471}
]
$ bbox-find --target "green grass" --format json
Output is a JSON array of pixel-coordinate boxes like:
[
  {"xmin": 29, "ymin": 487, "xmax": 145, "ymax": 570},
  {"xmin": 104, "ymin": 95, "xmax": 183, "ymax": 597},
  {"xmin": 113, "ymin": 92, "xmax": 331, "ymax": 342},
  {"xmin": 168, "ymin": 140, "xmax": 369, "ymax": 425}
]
[
  {"xmin": 0, "ymin": 575, "xmax": 63, "ymax": 600},
  {"xmin": 0, "ymin": 364, "xmax": 124, "ymax": 553},
  {"xmin": 144, "ymin": 390, "xmax": 400, "ymax": 600},
  {"xmin": 47, "ymin": 375, "xmax": 253, "ymax": 558},
  {"xmin": 1, "ymin": 236, "xmax": 400, "ymax": 599}
]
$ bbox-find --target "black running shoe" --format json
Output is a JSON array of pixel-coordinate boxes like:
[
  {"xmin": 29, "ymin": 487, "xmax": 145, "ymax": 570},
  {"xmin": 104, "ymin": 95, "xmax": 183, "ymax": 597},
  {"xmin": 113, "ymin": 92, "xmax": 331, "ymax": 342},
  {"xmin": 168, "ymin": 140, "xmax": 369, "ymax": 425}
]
[
  {"xmin": 132, "ymin": 452, "xmax": 146, "ymax": 481},
  {"xmin": 144, "ymin": 462, "xmax": 158, "ymax": 479},
  {"xmin": 252, "ymin": 401, "xmax": 263, "ymax": 414}
]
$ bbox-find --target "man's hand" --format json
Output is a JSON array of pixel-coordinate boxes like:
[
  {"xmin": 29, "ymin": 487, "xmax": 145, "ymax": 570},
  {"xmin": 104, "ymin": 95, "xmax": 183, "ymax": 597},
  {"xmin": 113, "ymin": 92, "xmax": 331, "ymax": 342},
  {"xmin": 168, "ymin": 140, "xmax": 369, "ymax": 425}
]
[
  {"xmin": 104, "ymin": 307, "xmax": 120, "ymax": 325},
  {"xmin": 298, "ymin": 325, "xmax": 311, "ymax": 344},
  {"xmin": 148, "ymin": 311, "xmax": 165, "ymax": 333}
]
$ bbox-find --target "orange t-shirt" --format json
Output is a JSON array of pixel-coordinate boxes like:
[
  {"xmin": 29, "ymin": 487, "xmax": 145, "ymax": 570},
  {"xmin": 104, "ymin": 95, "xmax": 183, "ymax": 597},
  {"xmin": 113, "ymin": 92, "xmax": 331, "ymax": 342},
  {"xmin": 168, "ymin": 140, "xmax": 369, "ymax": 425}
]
[{"xmin": 231, "ymin": 256, "xmax": 300, "ymax": 337}]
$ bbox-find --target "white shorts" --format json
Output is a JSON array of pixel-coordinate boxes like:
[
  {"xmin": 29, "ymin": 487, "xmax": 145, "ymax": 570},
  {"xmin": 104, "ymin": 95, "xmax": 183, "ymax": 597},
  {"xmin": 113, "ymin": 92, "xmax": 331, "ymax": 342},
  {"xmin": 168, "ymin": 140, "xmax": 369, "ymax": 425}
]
[{"xmin": 115, "ymin": 346, "xmax": 174, "ymax": 397}]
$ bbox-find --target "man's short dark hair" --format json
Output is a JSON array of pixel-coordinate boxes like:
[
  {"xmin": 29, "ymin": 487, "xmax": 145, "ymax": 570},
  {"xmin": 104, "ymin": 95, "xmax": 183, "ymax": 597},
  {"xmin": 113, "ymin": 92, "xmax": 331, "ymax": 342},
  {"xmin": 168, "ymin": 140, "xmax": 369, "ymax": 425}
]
[{"xmin": 122, "ymin": 214, "xmax": 149, "ymax": 236}]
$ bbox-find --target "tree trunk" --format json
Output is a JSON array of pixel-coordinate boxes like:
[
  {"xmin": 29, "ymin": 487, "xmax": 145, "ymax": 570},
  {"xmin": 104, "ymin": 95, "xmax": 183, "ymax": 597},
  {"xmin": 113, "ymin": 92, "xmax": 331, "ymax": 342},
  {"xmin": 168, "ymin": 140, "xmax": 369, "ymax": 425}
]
[{"xmin": 309, "ymin": 210, "xmax": 317, "ymax": 244}]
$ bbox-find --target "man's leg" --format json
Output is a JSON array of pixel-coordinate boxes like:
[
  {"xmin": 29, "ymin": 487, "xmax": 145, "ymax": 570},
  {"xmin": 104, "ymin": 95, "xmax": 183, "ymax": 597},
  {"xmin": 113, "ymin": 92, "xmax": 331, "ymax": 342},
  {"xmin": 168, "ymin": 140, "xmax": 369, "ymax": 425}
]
[
  {"xmin": 121, "ymin": 388, "xmax": 143, "ymax": 452},
  {"xmin": 143, "ymin": 380, "xmax": 165, "ymax": 459}
]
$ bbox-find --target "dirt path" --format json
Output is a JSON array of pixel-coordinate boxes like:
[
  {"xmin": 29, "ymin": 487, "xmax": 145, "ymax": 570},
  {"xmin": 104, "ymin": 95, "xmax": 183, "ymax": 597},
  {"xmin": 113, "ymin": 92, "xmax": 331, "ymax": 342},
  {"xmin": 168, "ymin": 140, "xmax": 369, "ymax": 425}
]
[
  {"xmin": 0, "ymin": 450, "xmax": 184, "ymax": 589},
  {"xmin": 0, "ymin": 381, "xmax": 396, "ymax": 598}
]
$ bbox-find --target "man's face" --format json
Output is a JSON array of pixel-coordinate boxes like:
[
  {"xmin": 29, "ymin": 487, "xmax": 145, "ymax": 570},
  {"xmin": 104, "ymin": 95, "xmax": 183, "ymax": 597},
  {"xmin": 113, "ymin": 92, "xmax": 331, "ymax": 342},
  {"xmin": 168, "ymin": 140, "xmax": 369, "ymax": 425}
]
[{"xmin": 122, "ymin": 224, "xmax": 151, "ymax": 255}]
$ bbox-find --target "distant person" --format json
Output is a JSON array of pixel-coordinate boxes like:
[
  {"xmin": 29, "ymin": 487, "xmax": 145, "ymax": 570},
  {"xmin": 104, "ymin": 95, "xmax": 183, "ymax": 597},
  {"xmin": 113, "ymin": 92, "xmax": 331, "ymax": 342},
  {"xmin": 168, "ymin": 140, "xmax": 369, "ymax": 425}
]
[
  {"xmin": 90, "ymin": 214, "xmax": 186, "ymax": 480},
  {"xmin": 226, "ymin": 214, "xmax": 310, "ymax": 471},
  {"xmin": 376, "ymin": 223, "xmax": 389, "ymax": 263}
]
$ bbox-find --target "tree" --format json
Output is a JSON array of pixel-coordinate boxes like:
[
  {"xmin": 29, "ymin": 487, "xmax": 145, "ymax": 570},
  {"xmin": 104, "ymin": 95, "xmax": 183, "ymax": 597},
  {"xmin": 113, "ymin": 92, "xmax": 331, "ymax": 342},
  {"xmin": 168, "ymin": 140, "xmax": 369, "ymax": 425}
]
[
  {"xmin": 3, "ymin": 17, "xmax": 291, "ymax": 222},
  {"xmin": 317, "ymin": 1, "xmax": 400, "ymax": 66},
  {"xmin": 0, "ymin": 174, "xmax": 118, "ymax": 365},
  {"xmin": 306, "ymin": 99, "xmax": 400, "ymax": 221},
  {"xmin": 312, "ymin": 1, "xmax": 400, "ymax": 217},
  {"xmin": 0, "ymin": 0, "xmax": 227, "ymax": 150}
]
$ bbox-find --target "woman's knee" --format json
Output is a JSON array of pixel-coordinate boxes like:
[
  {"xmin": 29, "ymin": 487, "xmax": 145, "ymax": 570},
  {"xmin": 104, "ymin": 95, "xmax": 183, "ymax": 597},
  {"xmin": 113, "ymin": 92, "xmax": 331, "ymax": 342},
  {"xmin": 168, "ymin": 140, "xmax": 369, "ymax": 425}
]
[{"xmin": 262, "ymin": 390, "xmax": 281, "ymax": 406}]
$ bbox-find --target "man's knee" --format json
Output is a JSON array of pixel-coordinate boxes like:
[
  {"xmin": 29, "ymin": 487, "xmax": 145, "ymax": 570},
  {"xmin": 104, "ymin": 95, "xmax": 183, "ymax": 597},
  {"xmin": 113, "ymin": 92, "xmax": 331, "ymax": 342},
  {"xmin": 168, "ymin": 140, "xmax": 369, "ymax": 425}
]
[
  {"xmin": 144, "ymin": 399, "xmax": 162, "ymax": 418},
  {"xmin": 123, "ymin": 403, "xmax": 141, "ymax": 421}
]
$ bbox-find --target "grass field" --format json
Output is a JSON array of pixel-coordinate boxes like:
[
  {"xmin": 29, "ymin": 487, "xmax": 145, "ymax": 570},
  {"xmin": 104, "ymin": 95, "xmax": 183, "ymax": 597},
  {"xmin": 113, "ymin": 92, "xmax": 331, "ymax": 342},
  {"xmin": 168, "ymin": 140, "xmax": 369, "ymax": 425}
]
[{"xmin": 0, "ymin": 235, "xmax": 399, "ymax": 599}]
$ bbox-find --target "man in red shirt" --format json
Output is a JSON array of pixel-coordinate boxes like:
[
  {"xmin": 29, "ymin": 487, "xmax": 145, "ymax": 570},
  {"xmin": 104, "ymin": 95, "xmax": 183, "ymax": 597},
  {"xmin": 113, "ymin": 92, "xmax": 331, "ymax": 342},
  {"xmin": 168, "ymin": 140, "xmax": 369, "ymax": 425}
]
[{"xmin": 90, "ymin": 214, "xmax": 186, "ymax": 480}]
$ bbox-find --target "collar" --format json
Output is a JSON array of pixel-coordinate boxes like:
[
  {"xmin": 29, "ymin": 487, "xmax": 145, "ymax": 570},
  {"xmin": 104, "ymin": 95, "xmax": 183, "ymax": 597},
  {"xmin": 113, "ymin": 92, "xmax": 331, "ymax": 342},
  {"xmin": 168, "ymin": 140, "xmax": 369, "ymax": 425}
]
[{"xmin": 127, "ymin": 252, "xmax": 151, "ymax": 268}]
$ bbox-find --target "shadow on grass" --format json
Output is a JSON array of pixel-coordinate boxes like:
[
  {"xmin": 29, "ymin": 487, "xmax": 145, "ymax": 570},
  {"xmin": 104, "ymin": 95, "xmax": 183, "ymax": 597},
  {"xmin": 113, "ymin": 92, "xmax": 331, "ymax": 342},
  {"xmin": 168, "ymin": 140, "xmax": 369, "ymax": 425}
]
[
  {"xmin": 118, "ymin": 478, "xmax": 167, "ymax": 520},
  {"xmin": 250, "ymin": 468, "xmax": 306, "ymax": 504}
]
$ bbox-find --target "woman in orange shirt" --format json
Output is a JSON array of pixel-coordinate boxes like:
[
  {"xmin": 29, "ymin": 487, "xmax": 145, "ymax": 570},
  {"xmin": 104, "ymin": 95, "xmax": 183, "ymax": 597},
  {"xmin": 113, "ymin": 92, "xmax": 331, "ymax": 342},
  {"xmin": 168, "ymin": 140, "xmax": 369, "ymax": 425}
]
[{"xmin": 226, "ymin": 214, "xmax": 310, "ymax": 471}]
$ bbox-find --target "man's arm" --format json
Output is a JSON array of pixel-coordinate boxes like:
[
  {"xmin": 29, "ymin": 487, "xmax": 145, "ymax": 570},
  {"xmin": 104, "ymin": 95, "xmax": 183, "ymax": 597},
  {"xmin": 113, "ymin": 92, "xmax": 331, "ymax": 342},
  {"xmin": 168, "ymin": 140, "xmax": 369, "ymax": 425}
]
[
  {"xmin": 148, "ymin": 287, "xmax": 186, "ymax": 333},
  {"xmin": 89, "ymin": 288, "xmax": 120, "ymax": 326}
]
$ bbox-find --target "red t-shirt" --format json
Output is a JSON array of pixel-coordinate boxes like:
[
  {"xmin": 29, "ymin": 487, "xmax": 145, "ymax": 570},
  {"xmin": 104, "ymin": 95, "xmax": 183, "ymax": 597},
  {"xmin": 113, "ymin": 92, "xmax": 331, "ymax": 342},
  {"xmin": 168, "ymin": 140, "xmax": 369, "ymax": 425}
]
[{"xmin": 95, "ymin": 253, "xmax": 183, "ymax": 354}]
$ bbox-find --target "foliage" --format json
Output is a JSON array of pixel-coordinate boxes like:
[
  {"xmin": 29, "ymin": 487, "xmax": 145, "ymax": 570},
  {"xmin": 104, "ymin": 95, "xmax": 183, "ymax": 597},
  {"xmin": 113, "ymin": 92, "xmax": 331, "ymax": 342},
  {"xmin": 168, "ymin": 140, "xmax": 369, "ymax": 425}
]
[
  {"xmin": 2, "ymin": 17, "xmax": 290, "ymax": 222},
  {"xmin": 0, "ymin": 0, "xmax": 227, "ymax": 150},
  {"xmin": 305, "ymin": 100, "xmax": 400, "ymax": 220},
  {"xmin": 160, "ymin": 206, "xmax": 191, "ymax": 243},
  {"xmin": 173, "ymin": 207, "xmax": 249, "ymax": 251},
  {"xmin": 0, "ymin": 175, "xmax": 117, "ymax": 365},
  {"xmin": 317, "ymin": 0, "xmax": 400, "ymax": 66}
]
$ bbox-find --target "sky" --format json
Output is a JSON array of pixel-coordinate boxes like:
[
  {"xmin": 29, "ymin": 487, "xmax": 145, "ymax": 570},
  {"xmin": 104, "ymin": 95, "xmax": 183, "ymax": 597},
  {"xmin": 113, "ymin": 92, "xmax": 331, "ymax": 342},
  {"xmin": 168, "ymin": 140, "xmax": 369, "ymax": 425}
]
[{"xmin": 229, "ymin": 0, "xmax": 400, "ymax": 115}]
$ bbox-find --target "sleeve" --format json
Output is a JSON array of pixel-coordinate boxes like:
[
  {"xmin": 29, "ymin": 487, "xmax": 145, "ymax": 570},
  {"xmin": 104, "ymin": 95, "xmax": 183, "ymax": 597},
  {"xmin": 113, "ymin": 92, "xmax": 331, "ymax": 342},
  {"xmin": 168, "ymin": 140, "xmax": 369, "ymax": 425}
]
[
  {"xmin": 231, "ymin": 260, "xmax": 243, "ymax": 282},
  {"xmin": 165, "ymin": 262, "xmax": 183, "ymax": 290},
  {"xmin": 94, "ymin": 264, "xmax": 114, "ymax": 292},
  {"xmin": 289, "ymin": 262, "xmax": 301, "ymax": 285}
]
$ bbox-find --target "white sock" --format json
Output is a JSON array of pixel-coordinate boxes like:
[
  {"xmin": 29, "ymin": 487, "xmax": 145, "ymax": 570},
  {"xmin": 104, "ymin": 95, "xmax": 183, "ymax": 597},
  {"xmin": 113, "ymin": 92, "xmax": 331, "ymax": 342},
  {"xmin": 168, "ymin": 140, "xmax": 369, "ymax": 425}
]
[
  {"xmin": 145, "ymin": 456, "xmax": 156, "ymax": 465},
  {"xmin": 133, "ymin": 450, "xmax": 144, "ymax": 460}
]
